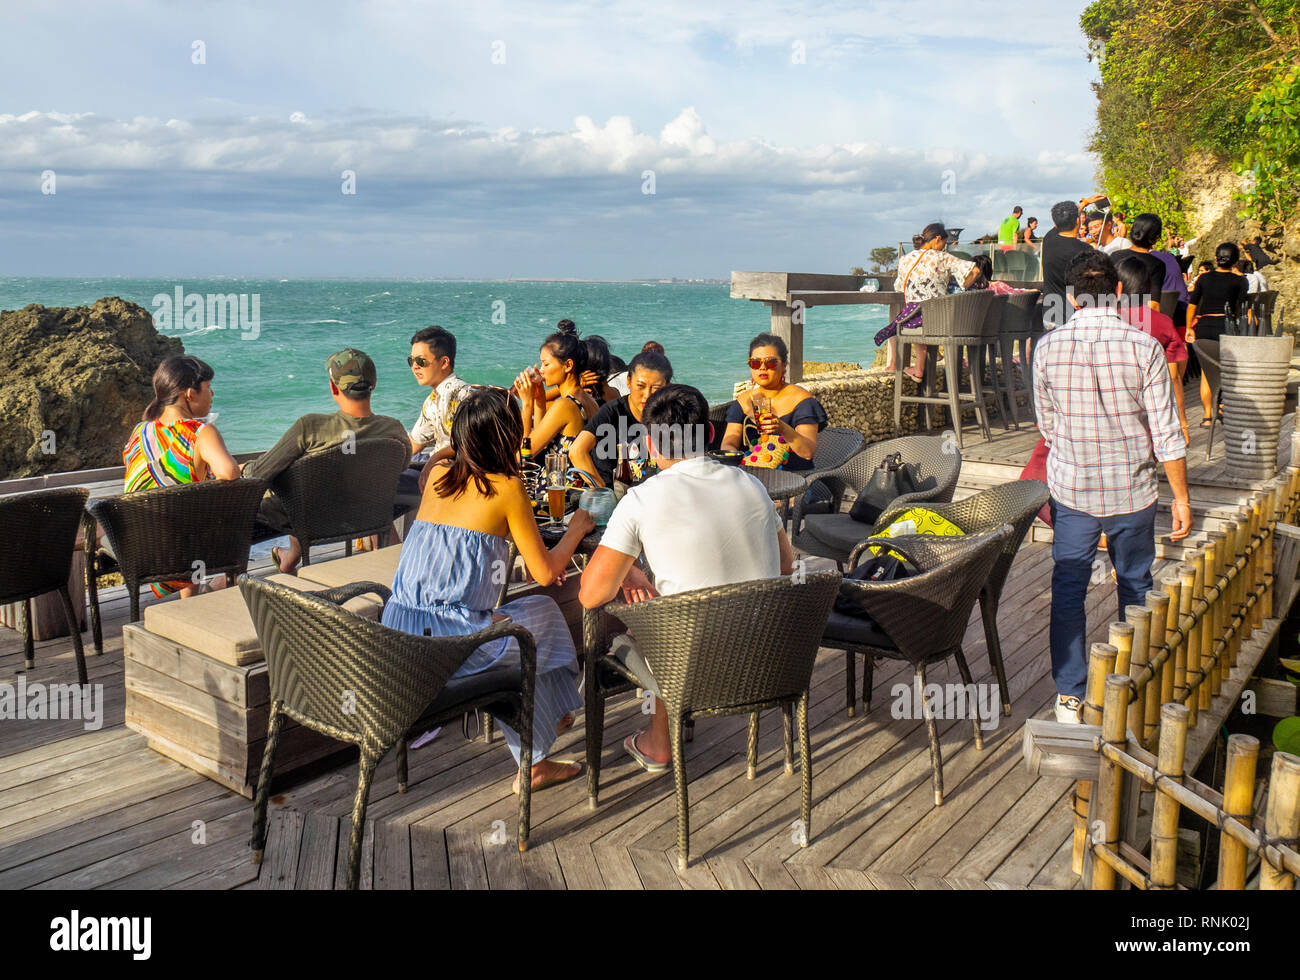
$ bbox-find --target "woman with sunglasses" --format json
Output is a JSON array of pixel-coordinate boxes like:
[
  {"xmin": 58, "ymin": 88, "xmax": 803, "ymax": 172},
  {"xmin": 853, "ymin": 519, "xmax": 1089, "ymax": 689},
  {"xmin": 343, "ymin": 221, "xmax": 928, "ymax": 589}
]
[
  {"xmin": 382, "ymin": 387, "xmax": 596, "ymax": 792},
  {"xmin": 721, "ymin": 333, "xmax": 828, "ymax": 470},
  {"xmin": 119, "ymin": 354, "xmax": 242, "ymax": 597}
]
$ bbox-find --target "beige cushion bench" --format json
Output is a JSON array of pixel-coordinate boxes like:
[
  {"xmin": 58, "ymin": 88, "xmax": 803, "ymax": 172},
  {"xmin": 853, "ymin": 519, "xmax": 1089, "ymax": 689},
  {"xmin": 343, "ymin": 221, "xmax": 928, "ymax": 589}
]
[
  {"xmin": 295, "ymin": 544, "xmax": 403, "ymax": 590},
  {"xmin": 142, "ymin": 572, "xmax": 382, "ymax": 667}
]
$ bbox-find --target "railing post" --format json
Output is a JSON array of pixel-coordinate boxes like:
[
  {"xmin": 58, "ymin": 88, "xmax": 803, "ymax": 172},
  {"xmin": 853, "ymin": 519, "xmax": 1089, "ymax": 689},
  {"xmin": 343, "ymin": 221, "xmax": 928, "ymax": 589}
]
[
  {"xmin": 1217, "ymin": 734, "xmax": 1259, "ymax": 889},
  {"xmin": 1225, "ymin": 519, "xmax": 1243, "ymax": 666},
  {"xmin": 1177, "ymin": 562, "xmax": 1199, "ymax": 726},
  {"xmin": 1206, "ymin": 530, "xmax": 1227, "ymax": 699},
  {"xmin": 1260, "ymin": 751, "xmax": 1300, "ymax": 891},
  {"xmin": 1235, "ymin": 510, "xmax": 1252, "ymax": 655},
  {"xmin": 1109, "ymin": 621, "xmax": 1134, "ymax": 676},
  {"xmin": 1160, "ymin": 576, "xmax": 1182, "ymax": 710},
  {"xmin": 1124, "ymin": 606, "xmax": 1150, "ymax": 746},
  {"xmin": 1143, "ymin": 590, "xmax": 1170, "ymax": 749},
  {"xmin": 1247, "ymin": 502, "xmax": 1262, "ymax": 633},
  {"xmin": 1196, "ymin": 546, "xmax": 1214, "ymax": 714},
  {"xmin": 1089, "ymin": 673, "xmax": 1131, "ymax": 890},
  {"xmin": 1262, "ymin": 485, "xmax": 1277, "ymax": 620},
  {"xmin": 1150, "ymin": 703, "xmax": 1190, "ymax": 889},
  {"xmin": 1073, "ymin": 641, "xmax": 1118, "ymax": 876}
]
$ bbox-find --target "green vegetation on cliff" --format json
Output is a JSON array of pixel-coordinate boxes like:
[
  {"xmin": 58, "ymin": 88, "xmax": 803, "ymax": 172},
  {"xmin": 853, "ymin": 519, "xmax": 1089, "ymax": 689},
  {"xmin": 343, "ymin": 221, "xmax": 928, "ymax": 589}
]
[{"xmin": 1081, "ymin": 0, "xmax": 1299, "ymax": 230}]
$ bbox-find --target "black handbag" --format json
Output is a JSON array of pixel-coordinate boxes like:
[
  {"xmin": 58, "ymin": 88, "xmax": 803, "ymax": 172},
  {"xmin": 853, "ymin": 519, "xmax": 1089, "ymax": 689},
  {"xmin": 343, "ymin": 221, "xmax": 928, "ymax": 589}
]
[
  {"xmin": 832, "ymin": 543, "xmax": 916, "ymax": 618},
  {"xmin": 849, "ymin": 453, "xmax": 931, "ymax": 524}
]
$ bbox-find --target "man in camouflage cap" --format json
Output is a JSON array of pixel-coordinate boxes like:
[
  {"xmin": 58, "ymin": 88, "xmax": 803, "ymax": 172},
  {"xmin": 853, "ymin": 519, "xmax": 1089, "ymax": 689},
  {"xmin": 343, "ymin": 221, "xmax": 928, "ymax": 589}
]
[
  {"xmin": 326, "ymin": 347, "xmax": 377, "ymax": 397},
  {"xmin": 243, "ymin": 347, "xmax": 409, "ymax": 571}
]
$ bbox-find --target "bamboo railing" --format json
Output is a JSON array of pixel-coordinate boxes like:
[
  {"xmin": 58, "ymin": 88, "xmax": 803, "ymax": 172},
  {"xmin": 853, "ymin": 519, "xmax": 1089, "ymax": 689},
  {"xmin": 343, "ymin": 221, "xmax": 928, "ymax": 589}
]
[{"xmin": 1073, "ymin": 466, "xmax": 1300, "ymax": 889}]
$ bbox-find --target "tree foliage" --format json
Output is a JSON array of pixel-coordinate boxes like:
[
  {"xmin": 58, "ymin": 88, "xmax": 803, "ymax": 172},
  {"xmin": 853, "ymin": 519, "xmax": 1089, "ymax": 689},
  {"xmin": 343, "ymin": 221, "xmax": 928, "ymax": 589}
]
[
  {"xmin": 1081, "ymin": 0, "xmax": 1299, "ymax": 229},
  {"xmin": 868, "ymin": 247, "xmax": 898, "ymax": 272}
]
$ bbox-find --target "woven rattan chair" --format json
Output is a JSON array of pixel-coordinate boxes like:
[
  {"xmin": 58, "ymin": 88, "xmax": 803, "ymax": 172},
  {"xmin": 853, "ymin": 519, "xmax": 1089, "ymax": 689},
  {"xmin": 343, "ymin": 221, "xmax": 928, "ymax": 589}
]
[
  {"xmin": 238, "ymin": 574, "xmax": 539, "ymax": 890},
  {"xmin": 0, "ymin": 488, "xmax": 90, "ymax": 684},
  {"xmin": 865, "ymin": 479, "xmax": 1049, "ymax": 715},
  {"xmin": 790, "ymin": 435, "xmax": 961, "ymax": 565},
  {"xmin": 584, "ymin": 572, "xmax": 840, "ymax": 869},
  {"xmin": 261, "ymin": 437, "xmax": 410, "ymax": 567},
  {"xmin": 796, "ymin": 426, "xmax": 868, "ymax": 517},
  {"xmin": 1192, "ymin": 339, "xmax": 1222, "ymax": 460},
  {"xmin": 822, "ymin": 527, "xmax": 1012, "ymax": 805},
  {"xmin": 84, "ymin": 478, "xmax": 269, "ymax": 655},
  {"xmin": 894, "ymin": 290, "xmax": 1000, "ymax": 448},
  {"xmin": 993, "ymin": 290, "xmax": 1041, "ymax": 429}
]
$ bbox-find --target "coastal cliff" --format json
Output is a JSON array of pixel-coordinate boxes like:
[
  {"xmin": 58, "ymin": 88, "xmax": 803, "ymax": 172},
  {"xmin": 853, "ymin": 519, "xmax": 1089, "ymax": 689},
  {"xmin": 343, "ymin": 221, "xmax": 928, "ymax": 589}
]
[{"xmin": 0, "ymin": 298, "xmax": 181, "ymax": 480}]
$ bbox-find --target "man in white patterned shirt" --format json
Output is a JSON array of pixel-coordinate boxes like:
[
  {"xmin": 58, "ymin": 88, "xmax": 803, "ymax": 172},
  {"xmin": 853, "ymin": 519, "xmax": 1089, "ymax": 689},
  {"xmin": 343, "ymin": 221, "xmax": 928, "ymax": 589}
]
[
  {"xmin": 396, "ymin": 325, "xmax": 473, "ymax": 506},
  {"xmin": 1033, "ymin": 251, "xmax": 1192, "ymax": 723}
]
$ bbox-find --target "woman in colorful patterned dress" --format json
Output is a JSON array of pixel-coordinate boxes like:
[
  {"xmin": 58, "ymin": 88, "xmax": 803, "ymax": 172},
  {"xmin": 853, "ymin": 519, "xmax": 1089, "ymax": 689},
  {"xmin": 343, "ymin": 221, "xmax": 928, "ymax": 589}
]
[
  {"xmin": 382, "ymin": 386, "xmax": 595, "ymax": 792},
  {"xmin": 120, "ymin": 355, "xmax": 242, "ymax": 597}
]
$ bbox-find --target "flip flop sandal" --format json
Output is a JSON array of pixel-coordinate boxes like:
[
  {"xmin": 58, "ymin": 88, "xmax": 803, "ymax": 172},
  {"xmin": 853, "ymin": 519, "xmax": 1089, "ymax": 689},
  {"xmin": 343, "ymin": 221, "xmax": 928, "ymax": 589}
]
[
  {"xmin": 623, "ymin": 733, "xmax": 670, "ymax": 774},
  {"xmin": 556, "ymin": 711, "xmax": 576, "ymax": 736},
  {"xmin": 513, "ymin": 760, "xmax": 583, "ymax": 794}
]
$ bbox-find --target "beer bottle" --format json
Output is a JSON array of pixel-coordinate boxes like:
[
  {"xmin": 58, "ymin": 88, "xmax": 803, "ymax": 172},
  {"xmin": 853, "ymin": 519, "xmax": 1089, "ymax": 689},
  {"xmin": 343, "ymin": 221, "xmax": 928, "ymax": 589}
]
[{"xmin": 615, "ymin": 443, "xmax": 635, "ymax": 486}]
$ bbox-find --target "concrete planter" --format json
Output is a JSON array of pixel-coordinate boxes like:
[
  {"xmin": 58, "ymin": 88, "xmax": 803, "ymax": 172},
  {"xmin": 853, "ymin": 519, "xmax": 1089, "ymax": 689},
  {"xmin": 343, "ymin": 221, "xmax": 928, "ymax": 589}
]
[{"xmin": 1220, "ymin": 335, "xmax": 1294, "ymax": 480}]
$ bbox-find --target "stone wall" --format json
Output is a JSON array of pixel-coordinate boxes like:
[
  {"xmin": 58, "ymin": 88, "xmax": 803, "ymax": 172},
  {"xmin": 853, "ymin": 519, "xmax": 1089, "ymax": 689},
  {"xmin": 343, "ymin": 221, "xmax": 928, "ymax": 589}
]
[
  {"xmin": 800, "ymin": 368, "xmax": 922, "ymax": 441},
  {"xmin": 0, "ymin": 298, "xmax": 181, "ymax": 479}
]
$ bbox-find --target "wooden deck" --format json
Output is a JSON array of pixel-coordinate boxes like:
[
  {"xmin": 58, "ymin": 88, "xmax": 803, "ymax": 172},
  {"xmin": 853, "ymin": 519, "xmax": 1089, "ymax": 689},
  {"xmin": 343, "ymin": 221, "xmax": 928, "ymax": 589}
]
[
  {"xmin": 1, "ymin": 397, "xmax": 1292, "ymax": 890},
  {"xmin": 0, "ymin": 536, "xmax": 1183, "ymax": 891}
]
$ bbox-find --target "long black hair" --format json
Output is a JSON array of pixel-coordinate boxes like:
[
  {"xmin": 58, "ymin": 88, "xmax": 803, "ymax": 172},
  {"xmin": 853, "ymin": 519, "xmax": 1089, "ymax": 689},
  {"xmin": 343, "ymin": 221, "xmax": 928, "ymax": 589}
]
[
  {"xmin": 435, "ymin": 387, "xmax": 523, "ymax": 500},
  {"xmin": 542, "ymin": 329, "xmax": 587, "ymax": 378},
  {"xmin": 144, "ymin": 355, "xmax": 214, "ymax": 422}
]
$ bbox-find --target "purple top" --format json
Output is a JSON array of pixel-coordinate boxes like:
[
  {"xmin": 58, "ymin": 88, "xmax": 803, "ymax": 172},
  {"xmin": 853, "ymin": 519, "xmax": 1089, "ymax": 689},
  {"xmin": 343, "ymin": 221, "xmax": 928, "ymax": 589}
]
[{"xmin": 1152, "ymin": 251, "xmax": 1189, "ymax": 303}]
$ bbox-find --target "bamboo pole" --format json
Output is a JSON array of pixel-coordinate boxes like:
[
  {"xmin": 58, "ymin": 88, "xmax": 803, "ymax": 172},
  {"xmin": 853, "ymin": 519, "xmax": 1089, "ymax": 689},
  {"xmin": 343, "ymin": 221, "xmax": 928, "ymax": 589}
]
[
  {"xmin": 1217, "ymin": 734, "xmax": 1258, "ymax": 890},
  {"xmin": 1073, "ymin": 641, "xmax": 1118, "ymax": 876},
  {"xmin": 1262, "ymin": 485, "xmax": 1277, "ymax": 620},
  {"xmin": 1177, "ymin": 562, "xmax": 1198, "ymax": 725},
  {"xmin": 1109, "ymin": 622, "xmax": 1134, "ymax": 676},
  {"xmin": 1196, "ymin": 546, "xmax": 1214, "ymax": 714},
  {"xmin": 1160, "ymin": 576, "xmax": 1182, "ymax": 710},
  {"xmin": 1149, "ymin": 702, "xmax": 1190, "ymax": 890},
  {"xmin": 1124, "ymin": 605, "xmax": 1151, "ymax": 747},
  {"xmin": 1204, "ymin": 533, "xmax": 1224, "ymax": 699},
  {"xmin": 1089, "ymin": 673, "xmax": 1131, "ymax": 890},
  {"xmin": 1143, "ymin": 590, "xmax": 1170, "ymax": 749},
  {"xmin": 1242, "ymin": 499, "xmax": 1253, "ymax": 629},
  {"xmin": 1226, "ymin": 518, "xmax": 1243, "ymax": 666},
  {"xmin": 1236, "ymin": 509, "xmax": 1253, "ymax": 652},
  {"xmin": 1261, "ymin": 752, "xmax": 1300, "ymax": 891}
]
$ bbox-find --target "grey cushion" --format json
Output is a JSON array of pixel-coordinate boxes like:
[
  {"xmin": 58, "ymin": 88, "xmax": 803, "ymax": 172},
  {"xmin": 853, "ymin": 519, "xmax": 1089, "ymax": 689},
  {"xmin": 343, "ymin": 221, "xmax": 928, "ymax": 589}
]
[{"xmin": 801, "ymin": 513, "xmax": 872, "ymax": 556}]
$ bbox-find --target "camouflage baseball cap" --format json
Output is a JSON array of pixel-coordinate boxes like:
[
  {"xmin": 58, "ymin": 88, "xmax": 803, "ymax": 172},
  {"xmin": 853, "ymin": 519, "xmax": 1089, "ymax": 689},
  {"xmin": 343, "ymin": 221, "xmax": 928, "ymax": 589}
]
[{"xmin": 325, "ymin": 348, "xmax": 376, "ymax": 396}]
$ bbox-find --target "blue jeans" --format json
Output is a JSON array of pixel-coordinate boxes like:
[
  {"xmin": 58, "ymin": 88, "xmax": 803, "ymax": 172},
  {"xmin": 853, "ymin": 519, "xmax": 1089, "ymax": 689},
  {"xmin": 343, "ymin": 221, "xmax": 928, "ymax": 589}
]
[{"xmin": 1049, "ymin": 499, "xmax": 1158, "ymax": 698}]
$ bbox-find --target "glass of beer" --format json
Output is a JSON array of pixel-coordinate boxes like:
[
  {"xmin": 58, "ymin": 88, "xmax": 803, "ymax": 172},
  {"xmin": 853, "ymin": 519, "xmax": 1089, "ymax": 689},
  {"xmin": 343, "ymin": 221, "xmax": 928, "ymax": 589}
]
[{"xmin": 544, "ymin": 453, "xmax": 567, "ymax": 527}]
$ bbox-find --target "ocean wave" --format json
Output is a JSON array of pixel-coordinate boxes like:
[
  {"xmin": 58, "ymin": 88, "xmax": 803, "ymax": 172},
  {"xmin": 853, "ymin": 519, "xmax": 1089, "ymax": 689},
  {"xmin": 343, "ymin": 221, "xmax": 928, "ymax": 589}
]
[
  {"xmin": 371, "ymin": 319, "xmax": 398, "ymax": 326},
  {"xmin": 308, "ymin": 318, "xmax": 348, "ymax": 324}
]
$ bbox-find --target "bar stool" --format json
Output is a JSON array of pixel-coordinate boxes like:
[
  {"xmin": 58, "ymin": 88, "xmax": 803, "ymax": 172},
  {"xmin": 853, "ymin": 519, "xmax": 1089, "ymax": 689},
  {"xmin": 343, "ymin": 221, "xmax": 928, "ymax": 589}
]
[
  {"xmin": 893, "ymin": 290, "xmax": 998, "ymax": 448},
  {"xmin": 994, "ymin": 289, "xmax": 1042, "ymax": 429}
]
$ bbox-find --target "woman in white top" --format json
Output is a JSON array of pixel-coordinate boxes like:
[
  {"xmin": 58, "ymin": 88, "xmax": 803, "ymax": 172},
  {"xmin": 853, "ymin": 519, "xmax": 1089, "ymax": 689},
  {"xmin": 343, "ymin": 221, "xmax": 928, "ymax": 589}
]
[{"xmin": 885, "ymin": 222, "xmax": 982, "ymax": 382}]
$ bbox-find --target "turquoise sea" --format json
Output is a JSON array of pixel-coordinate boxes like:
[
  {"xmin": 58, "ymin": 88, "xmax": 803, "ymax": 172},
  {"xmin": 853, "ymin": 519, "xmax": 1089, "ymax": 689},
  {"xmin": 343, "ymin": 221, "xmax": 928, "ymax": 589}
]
[{"xmin": 0, "ymin": 278, "xmax": 890, "ymax": 454}]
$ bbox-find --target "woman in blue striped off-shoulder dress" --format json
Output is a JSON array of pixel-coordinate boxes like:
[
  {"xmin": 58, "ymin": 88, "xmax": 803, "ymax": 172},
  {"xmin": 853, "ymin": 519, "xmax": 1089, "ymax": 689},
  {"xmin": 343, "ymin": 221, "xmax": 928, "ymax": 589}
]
[{"xmin": 382, "ymin": 386, "xmax": 595, "ymax": 793}]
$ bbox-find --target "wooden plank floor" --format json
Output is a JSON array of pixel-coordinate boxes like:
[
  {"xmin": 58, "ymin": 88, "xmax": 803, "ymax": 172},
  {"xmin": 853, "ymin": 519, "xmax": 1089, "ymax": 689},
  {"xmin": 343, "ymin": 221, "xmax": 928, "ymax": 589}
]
[{"xmin": 2, "ymin": 536, "xmax": 1189, "ymax": 891}]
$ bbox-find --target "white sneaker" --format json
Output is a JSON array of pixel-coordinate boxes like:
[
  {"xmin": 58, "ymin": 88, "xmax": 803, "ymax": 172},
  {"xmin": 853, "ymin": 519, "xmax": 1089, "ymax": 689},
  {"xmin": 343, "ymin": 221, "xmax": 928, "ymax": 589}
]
[{"xmin": 1055, "ymin": 695, "xmax": 1082, "ymax": 725}]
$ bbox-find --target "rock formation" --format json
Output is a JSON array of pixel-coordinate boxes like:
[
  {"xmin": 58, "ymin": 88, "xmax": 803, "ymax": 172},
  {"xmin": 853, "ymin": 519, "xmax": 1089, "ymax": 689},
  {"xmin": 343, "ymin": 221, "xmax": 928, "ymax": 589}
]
[{"xmin": 0, "ymin": 298, "xmax": 182, "ymax": 479}]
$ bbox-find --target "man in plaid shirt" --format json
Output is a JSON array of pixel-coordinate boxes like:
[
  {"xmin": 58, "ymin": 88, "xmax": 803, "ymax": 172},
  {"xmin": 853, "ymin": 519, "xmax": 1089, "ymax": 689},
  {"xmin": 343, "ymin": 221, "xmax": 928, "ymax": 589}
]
[{"xmin": 1033, "ymin": 251, "xmax": 1192, "ymax": 723}]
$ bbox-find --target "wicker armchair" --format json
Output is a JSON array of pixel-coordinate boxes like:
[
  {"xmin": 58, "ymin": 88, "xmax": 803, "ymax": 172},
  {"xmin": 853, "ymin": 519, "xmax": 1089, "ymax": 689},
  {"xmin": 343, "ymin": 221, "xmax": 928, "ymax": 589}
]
[
  {"xmin": 585, "ymin": 572, "xmax": 841, "ymax": 870},
  {"xmin": 822, "ymin": 528, "xmax": 1013, "ymax": 805},
  {"xmin": 84, "ymin": 478, "xmax": 269, "ymax": 655},
  {"xmin": 894, "ymin": 290, "xmax": 1000, "ymax": 447},
  {"xmin": 791, "ymin": 435, "xmax": 961, "ymax": 565},
  {"xmin": 0, "ymin": 488, "xmax": 90, "ymax": 684},
  {"xmin": 797, "ymin": 426, "xmax": 868, "ymax": 516},
  {"xmin": 865, "ymin": 479, "xmax": 1049, "ymax": 715},
  {"xmin": 238, "ymin": 574, "xmax": 539, "ymax": 890},
  {"xmin": 260, "ymin": 437, "xmax": 411, "ymax": 566}
]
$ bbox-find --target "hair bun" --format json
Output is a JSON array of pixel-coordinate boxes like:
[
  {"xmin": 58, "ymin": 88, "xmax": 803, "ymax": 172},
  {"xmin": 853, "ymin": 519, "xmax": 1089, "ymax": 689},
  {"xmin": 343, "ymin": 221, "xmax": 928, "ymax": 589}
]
[
  {"xmin": 555, "ymin": 318, "xmax": 577, "ymax": 336},
  {"xmin": 911, "ymin": 234, "xmax": 926, "ymax": 250}
]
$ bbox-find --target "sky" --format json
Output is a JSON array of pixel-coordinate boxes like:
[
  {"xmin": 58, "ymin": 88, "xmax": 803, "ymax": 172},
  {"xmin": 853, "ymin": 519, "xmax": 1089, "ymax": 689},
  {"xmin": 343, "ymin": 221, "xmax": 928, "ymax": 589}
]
[{"xmin": 0, "ymin": 0, "xmax": 1101, "ymax": 279}]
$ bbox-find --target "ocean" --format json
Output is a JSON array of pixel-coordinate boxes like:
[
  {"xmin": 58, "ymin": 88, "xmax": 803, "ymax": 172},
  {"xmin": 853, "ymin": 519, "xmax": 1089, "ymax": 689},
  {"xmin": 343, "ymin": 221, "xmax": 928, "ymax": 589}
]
[{"xmin": 0, "ymin": 278, "xmax": 889, "ymax": 454}]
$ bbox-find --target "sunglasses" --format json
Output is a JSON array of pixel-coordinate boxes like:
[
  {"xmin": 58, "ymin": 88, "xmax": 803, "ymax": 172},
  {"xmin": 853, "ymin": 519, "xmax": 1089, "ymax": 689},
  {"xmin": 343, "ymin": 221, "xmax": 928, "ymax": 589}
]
[
  {"xmin": 748, "ymin": 357, "xmax": 782, "ymax": 371},
  {"xmin": 407, "ymin": 355, "xmax": 440, "ymax": 368}
]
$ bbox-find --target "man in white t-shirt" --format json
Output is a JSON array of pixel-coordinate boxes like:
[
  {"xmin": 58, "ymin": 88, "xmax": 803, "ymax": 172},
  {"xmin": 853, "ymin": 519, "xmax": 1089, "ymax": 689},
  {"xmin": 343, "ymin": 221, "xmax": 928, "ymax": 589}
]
[{"xmin": 579, "ymin": 384, "xmax": 796, "ymax": 772}]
